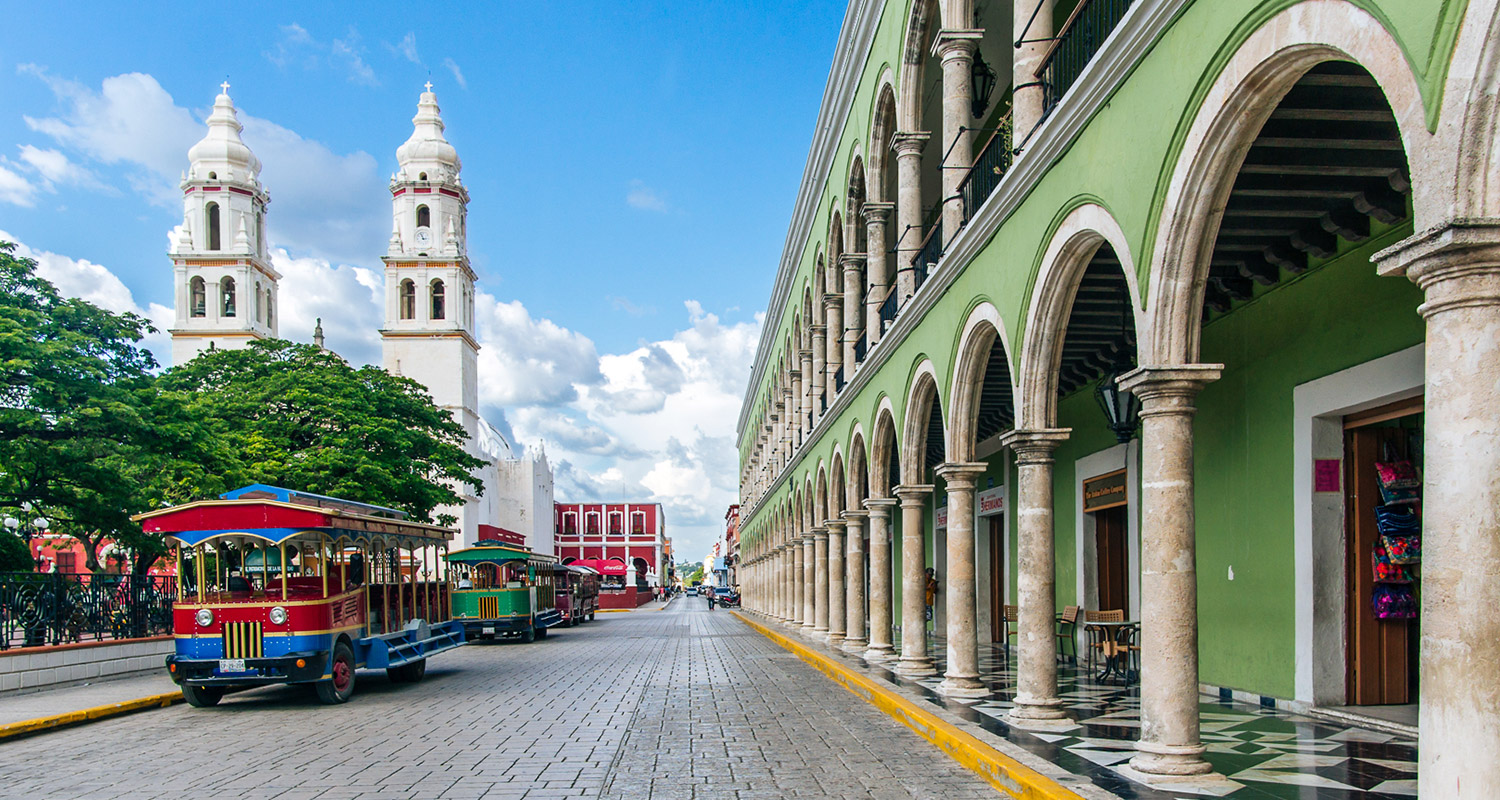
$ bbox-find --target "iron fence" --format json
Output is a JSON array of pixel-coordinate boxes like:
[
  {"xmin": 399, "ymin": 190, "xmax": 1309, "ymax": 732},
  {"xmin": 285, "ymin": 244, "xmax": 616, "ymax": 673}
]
[
  {"xmin": 914, "ymin": 221, "xmax": 944, "ymax": 292},
  {"xmin": 1038, "ymin": 0, "xmax": 1135, "ymax": 118},
  {"xmin": 0, "ymin": 572, "xmax": 176, "ymax": 650},
  {"xmin": 959, "ymin": 123, "xmax": 1014, "ymax": 222}
]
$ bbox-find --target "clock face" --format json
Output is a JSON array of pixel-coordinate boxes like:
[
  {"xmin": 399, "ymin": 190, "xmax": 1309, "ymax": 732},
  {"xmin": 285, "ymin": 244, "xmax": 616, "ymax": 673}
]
[{"xmin": 414, "ymin": 226, "xmax": 433, "ymax": 248}]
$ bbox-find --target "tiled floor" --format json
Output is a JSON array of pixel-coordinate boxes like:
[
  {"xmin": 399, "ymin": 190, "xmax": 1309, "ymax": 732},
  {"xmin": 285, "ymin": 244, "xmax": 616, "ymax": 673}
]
[{"xmin": 821, "ymin": 626, "xmax": 1419, "ymax": 799}]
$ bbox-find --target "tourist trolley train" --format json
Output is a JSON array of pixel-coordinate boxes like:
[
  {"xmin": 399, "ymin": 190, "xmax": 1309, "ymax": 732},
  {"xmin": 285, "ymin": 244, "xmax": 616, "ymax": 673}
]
[
  {"xmin": 555, "ymin": 564, "xmax": 601, "ymax": 626},
  {"xmin": 447, "ymin": 541, "xmax": 563, "ymax": 642},
  {"xmin": 137, "ymin": 484, "xmax": 466, "ymax": 706}
]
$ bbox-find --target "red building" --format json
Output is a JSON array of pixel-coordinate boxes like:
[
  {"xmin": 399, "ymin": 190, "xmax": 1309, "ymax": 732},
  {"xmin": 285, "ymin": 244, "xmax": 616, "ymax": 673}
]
[{"xmin": 553, "ymin": 503, "xmax": 666, "ymax": 606}]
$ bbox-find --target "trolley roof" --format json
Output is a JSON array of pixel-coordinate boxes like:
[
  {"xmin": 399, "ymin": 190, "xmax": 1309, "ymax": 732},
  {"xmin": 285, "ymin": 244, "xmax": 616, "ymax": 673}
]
[
  {"xmin": 446, "ymin": 540, "xmax": 559, "ymax": 565},
  {"xmin": 132, "ymin": 484, "xmax": 455, "ymax": 549}
]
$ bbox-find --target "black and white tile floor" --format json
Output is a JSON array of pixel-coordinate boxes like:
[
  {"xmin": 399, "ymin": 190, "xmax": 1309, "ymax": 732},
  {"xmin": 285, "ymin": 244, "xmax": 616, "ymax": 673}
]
[{"xmin": 857, "ymin": 634, "xmax": 1417, "ymax": 799}]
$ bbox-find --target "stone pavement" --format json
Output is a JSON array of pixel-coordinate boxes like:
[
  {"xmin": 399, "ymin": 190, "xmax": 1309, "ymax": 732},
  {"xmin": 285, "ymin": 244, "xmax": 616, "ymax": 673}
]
[
  {"xmin": 0, "ymin": 599, "xmax": 996, "ymax": 799},
  {"xmin": 0, "ymin": 668, "xmax": 177, "ymax": 726}
]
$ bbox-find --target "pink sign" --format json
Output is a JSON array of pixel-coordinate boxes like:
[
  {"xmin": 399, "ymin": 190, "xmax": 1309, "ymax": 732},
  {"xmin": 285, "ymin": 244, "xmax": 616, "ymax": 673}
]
[{"xmin": 1314, "ymin": 459, "xmax": 1341, "ymax": 493}]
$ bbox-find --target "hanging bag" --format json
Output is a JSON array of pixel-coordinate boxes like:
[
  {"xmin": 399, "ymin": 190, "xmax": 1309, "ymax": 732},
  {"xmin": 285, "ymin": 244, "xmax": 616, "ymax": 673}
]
[
  {"xmin": 1374, "ymin": 442, "xmax": 1422, "ymax": 506},
  {"xmin": 1374, "ymin": 505, "xmax": 1422, "ymax": 565},
  {"xmin": 1371, "ymin": 542, "xmax": 1413, "ymax": 584},
  {"xmin": 1373, "ymin": 584, "xmax": 1417, "ymax": 620}
]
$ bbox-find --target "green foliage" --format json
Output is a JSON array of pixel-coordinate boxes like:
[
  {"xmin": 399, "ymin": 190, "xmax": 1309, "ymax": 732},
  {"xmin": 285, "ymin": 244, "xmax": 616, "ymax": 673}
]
[
  {"xmin": 159, "ymin": 339, "xmax": 485, "ymax": 526},
  {"xmin": 0, "ymin": 241, "xmax": 199, "ymax": 572},
  {"xmin": 0, "ymin": 531, "xmax": 32, "ymax": 572}
]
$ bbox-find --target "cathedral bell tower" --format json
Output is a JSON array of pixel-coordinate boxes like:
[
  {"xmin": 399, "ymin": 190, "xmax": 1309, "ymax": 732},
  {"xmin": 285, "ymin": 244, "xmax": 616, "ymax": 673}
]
[
  {"xmin": 380, "ymin": 84, "xmax": 483, "ymax": 541},
  {"xmin": 169, "ymin": 84, "xmax": 278, "ymax": 366}
]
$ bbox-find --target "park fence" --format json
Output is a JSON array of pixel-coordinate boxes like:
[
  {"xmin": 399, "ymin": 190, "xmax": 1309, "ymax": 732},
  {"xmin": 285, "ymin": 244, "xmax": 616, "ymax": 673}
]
[{"xmin": 0, "ymin": 572, "xmax": 176, "ymax": 650}]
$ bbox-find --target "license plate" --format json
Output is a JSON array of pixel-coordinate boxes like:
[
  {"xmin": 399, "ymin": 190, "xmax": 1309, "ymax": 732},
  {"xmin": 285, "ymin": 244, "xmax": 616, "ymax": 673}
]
[
  {"xmin": 218, "ymin": 659, "xmax": 246, "ymax": 673},
  {"xmin": 481, "ymin": 626, "xmax": 495, "ymax": 635}
]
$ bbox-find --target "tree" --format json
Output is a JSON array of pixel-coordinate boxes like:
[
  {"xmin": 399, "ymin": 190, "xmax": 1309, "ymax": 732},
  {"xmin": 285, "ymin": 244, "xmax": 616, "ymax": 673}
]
[
  {"xmin": 0, "ymin": 530, "xmax": 32, "ymax": 572},
  {"xmin": 159, "ymin": 339, "xmax": 484, "ymax": 526},
  {"xmin": 0, "ymin": 241, "xmax": 192, "ymax": 572}
]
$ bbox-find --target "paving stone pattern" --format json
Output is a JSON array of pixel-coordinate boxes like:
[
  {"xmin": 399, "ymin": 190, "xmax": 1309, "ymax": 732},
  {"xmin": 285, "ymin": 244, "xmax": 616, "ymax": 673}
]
[{"xmin": 0, "ymin": 599, "xmax": 995, "ymax": 799}]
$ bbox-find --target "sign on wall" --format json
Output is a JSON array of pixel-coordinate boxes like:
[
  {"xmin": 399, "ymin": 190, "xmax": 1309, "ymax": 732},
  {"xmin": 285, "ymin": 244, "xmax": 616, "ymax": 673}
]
[
  {"xmin": 977, "ymin": 486, "xmax": 1006, "ymax": 517},
  {"xmin": 935, "ymin": 506, "xmax": 947, "ymax": 530},
  {"xmin": 1314, "ymin": 459, "xmax": 1342, "ymax": 493},
  {"xmin": 1083, "ymin": 469, "xmax": 1128, "ymax": 513}
]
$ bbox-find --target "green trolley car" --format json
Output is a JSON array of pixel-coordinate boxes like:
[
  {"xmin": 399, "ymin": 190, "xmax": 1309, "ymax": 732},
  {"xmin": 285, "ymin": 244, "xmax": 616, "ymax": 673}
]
[{"xmin": 447, "ymin": 541, "xmax": 563, "ymax": 642}]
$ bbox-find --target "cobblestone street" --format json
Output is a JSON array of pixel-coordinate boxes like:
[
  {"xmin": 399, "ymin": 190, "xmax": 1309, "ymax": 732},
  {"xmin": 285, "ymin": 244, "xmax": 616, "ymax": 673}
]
[{"xmin": 0, "ymin": 600, "xmax": 995, "ymax": 799}]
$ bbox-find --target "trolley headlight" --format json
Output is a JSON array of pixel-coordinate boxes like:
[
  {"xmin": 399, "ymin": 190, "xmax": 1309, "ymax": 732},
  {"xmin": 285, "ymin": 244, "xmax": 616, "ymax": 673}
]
[
  {"xmin": 269, "ymin": 606, "xmax": 288, "ymax": 625},
  {"xmin": 195, "ymin": 608, "xmax": 213, "ymax": 627}
]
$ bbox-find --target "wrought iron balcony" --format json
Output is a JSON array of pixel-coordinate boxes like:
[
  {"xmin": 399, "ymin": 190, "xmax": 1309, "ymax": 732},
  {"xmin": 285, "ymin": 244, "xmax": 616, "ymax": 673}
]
[
  {"xmin": 959, "ymin": 119, "xmax": 1014, "ymax": 221},
  {"xmin": 1038, "ymin": 0, "xmax": 1135, "ymax": 118},
  {"xmin": 878, "ymin": 287, "xmax": 898, "ymax": 334},
  {"xmin": 833, "ymin": 365, "xmax": 845, "ymax": 393},
  {"xmin": 913, "ymin": 221, "xmax": 943, "ymax": 292},
  {"xmin": 853, "ymin": 336, "xmax": 867, "ymax": 364}
]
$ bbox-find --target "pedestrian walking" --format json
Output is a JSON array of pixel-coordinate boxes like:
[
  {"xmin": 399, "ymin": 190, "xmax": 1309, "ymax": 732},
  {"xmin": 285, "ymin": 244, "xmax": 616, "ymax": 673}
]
[{"xmin": 924, "ymin": 567, "xmax": 938, "ymax": 623}]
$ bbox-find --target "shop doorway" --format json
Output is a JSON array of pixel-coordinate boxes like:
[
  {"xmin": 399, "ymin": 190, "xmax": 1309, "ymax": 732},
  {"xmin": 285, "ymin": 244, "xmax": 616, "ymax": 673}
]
[
  {"xmin": 989, "ymin": 517, "xmax": 1006, "ymax": 642},
  {"xmin": 1343, "ymin": 398, "xmax": 1422, "ymax": 709},
  {"xmin": 1093, "ymin": 505, "xmax": 1129, "ymax": 613}
]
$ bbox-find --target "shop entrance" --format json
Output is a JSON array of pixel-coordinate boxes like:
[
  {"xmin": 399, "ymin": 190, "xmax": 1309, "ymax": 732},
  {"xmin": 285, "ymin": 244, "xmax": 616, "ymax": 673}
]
[
  {"xmin": 988, "ymin": 516, "xmax": 1005, "ymax": 642},
  {"xmin": 1343, "ymin": 398, "xmax": 1422, "ymax": 709},
  {"xmin": 1093, "ymin": 505, "xmax": 1129, "ymax": 613}
]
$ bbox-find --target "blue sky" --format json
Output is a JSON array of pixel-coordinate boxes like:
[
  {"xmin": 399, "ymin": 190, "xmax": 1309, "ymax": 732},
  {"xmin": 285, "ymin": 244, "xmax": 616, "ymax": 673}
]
[{"xmin": 0, "ymin": 1, "xmax": 845, "ymax": 558}]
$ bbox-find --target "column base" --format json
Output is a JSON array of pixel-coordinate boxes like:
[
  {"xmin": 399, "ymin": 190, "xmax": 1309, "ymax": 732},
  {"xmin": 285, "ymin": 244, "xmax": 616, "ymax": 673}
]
[
  {"xmin": 936, "ymin": 675, "xmax": 990, "ymax": 698},
  {"xmin": 827, "ymin": 633, "xmax": 845, "ymax": 645},
  {"xmin": 841, "ymin": 637, "xmax": 867, "ymax": 653},
  {"xmin": 894, "ymin": 656, "xmax": 937, "ymax": 677},
  {"xmin": 1007, "ymin": 696, "xmax": 1070, "ymax": 729},
  {"xmin": 801, "ymin": 622, "xmax": 816, "ymax": 633},
  {"xmin": 863, "ymin": 644, "xmax": 895, "ymax": 662},
  {"xmin": 1130, "ymin": 741, "xmax": 1213, "ymax": 776}
]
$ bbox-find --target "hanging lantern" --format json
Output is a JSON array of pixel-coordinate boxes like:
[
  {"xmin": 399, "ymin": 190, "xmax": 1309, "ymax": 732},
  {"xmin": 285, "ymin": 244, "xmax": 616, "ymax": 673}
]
[
  {"xmin": 971, "ymin": 51, "xmax": 998, "ymax": 119},
  {"xmin": 1095, "ymin": 367, "xmax": 1141, "ymax": 444}
]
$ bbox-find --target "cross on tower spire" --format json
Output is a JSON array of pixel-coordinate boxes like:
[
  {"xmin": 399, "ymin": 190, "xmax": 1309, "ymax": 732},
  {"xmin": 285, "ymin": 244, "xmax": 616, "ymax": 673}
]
[
  {"xmin": 220, "ymin": 80, "xmax": 231, "ymax": 94},
  {"xmin": 424, "ymin": 80, "xmax": 433, "ymax": 92}
]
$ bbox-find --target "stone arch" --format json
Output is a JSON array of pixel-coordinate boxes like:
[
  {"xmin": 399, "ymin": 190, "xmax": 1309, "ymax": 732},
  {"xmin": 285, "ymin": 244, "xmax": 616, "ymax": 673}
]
[
  {"xmin": 847, "ymin": 155, "xmax": 869, "ymax": 252},
  {"xmin": 1017, "ymin": 202, "xmax": 1140, "ymax": 428},
  {"xmin": 1448, "ymin": 0, "xmax": 1500, "ymax": 218},
  {"xmin": 829, "ymin": 449, "xmax": 846, "ymax": 518},
  {"xmin": 846, "ymin": 424, "xmax": 869, "ymax": 510},
  {"xmin": 815, "ymin": 463, "xmax": 829, "ymax": 524},
  {"xmin": 1145, "ymin": 0, "xmax": 1431, "ymax": 366},
  {"xmin": 869, "ymin": 397, "xmax": 900, "ymax": 497},
  {"xmin": 900, "ymin": 360, "xmax": 944, "ymax": 486},
  {"xmin": 948, "ymin": 301, "xmax": 1019, "ymax": 461},
  {"xmin": 828, "ymin": 210, "xmax": 845, "ymax": 295},
  {"xmin": 896, "ymin": 0, "xmax": 943, "ymax": 130},
  {"xmin": 870, "ymin": 76, "xmax": 900, "ymax": 206}
]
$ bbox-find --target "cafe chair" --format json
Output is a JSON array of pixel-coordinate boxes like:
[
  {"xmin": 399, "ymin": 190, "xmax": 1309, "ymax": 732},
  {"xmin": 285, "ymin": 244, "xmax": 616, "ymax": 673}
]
[
  {"xmin": 1083, "ymin": 609, "xmax": 1124, "ymax": 671},
  {"xmin": 1055, "ymin": 605, "xmax": 1079, "ymax": 662},
  {"xmin": 1003, "ymin": 604, "xmax": 1019, "ymax": 654}
]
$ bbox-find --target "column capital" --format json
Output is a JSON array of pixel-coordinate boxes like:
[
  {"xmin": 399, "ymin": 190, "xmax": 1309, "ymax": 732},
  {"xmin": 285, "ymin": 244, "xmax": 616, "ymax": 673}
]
[
  {"xmin": 892, "ymin": 484, "xmax": 934, "ymax": 505},
  {"xmin": 892, "ymin": 131, "xmax": 931, "ymax": 155},
  {"xmin": 839, "ymin": 252, "xmax": 867, "ymax": 270},
  {"xmin": 1372, "ymin": 219, "xmax": 1500, "ymax": 318},
  {"xmin": 1118, "ymin": 364, "xmax": 1223, "ymax": 411},
  {"xmin": 863, "ymin": 496, "xmax": 898, "ymax": 515},
  {"xmin": 812, "ymin": 527, "xmax": 828, "ymax": 541},
  {"xmin": 842, "ymin": 508, "xmax": 869, "ymax": 520},
  {"xmin": 932, "ymin": 29, "xmax": 983, "ymax": 60},
  {"xmin": 934, "ymin": 461, "xmax": 988, "ymax": 489},
  {"xmin": 1000, "ymin": 428, "xmax": 1071, "ymax": 463},
  {"xmin": 862, "ymin": 202, "xmax": 894, "ymax": 223},
  {"xmin": 823, "ymin": 518, "xmax": 846, "ymax": 531},
  {"xmin": 824, "ymin": 292, "xmax": 843, "ymax": 309},
  {"xmin": 788, "ymin": 368, "xmax": 801, "ymax": 379}
]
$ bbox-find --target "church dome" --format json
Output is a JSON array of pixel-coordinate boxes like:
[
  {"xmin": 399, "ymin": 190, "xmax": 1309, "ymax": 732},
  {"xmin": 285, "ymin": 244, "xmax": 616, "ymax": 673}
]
[
  {"xmin": 187, "ymin": 88, "xmax": 262, "ymax": 183},
  {"xmin": 396, "ymin": 86, "xmax": 461, "ymax": 178}
]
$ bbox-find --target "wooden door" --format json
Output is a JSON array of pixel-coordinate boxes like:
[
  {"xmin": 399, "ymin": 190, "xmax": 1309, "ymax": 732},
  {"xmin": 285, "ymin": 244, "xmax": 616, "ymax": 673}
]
[
  {"xmin": 1344, "ymin": 425, "xmax": 1416, "ymax": 705},
  {"xmin": 1095, "ymin": 506, "xmax": 1128, "ymax": 613},
  {"xmin": 989, "ymin": 517, "xmax": 1005, "ymax": 642}
]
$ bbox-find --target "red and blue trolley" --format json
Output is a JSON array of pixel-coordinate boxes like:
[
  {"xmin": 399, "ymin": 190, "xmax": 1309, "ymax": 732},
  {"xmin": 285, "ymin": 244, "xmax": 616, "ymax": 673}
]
[{"xmin": 137, "ymin": 484, "xmax": 465, "ymax": 706}]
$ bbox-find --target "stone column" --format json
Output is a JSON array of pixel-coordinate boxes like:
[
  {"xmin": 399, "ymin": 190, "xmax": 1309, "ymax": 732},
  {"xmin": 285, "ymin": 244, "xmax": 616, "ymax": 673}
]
[
  {"xmin": 935, "ymin": 462, "xmax": 990, "ymax": 697},
  {"xmin": 792, "ymin": 540, "xmax": 805, "ymax": 626},
  {"xmin": 892, "ymin": 132, "xmax": 930, "ymax": 308},
  {"xmin": 789, "ymin": 370, "xmax": 803, "ymax": 449},
  {"xmin": 936, "ymin": 31, "xmax": 981, "ymax": 241},
  {"xmin": 1000, "ymin": 428, "xmax": 1071, "ymax": 725},
  {"xmin": 805, "ymin": 343, "xmax": 821, "ymax": 427},
  {"xmin": 826, "ymin": 519, "xmax": 846, "ymax": 644},
  {"xmin": 894, "ymin": 484, "xmax": 936, "ymax": 676},
  {"xmin": 813, "ymin": 527, "xmax": 830, "ymax": 636},
  {"xmin": 841, "ymin": 253, "xmax": 866, "ymax": 370},
  {"xmin": 824, "ymin": 295, "xmax": 843, "ymax": 406},
  {"xmin": 784, "ymin": 545, "xmax": 795, "ymax": 623},
  {"xmin": 1374, "ymin": 222, "xmax": 1500, "ymax": 798},
  {"xmin": 863, "ymin": 498, "xmax": 898, "ymax": 661},
  {"xmin": 797, "ymin": 533, "xmax": 813, "ymax": 631},
  {"xmin": 774, "ymin": 548, "xmax": 784, "ymax": 620},
  {"xmin": 843, "ymin": 510, "xmax": 868, "ymax": 650},
  {"xmin": 1013, "ymin": 0, "xmax": 1054, "ymax": 145},
  {"xmin": 1117, "ymin": 365, "xmax": 1220, "ymax": 776},
  {"xmin": 863, "ymin": 203, "xmax": 894, "ymax": 346}
]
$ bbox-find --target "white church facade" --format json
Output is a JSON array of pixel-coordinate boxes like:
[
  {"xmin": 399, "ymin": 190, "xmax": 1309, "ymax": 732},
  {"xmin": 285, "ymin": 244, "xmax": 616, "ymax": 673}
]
[{"xmin": 168, "ymin": 84, "xmax": 553, "ymax": 553}]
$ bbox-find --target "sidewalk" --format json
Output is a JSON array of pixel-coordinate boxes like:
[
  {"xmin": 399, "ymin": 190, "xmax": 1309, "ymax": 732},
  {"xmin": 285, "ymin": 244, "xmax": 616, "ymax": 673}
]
[
  {"xmin": 752, "ymin": 616, "xmax": 1418, "ymax": 800},
  {"xmin": 0, "ymin": 669, "xmax": 178, "ymax": 731}
]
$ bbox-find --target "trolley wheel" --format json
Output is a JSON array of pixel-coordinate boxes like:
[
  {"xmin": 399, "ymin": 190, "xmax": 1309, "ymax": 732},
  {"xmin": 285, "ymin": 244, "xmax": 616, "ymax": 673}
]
[
  {"xmin": 521, "ymin": 627, "xmax": 535, "ymax": 643},
  {"xmin": 182, "ymin": 684, "xmax": 224, "ymax": 708},
  {"xmin": 316, "ymin": 640, "xmax": 356, "ymax": 704},
  {"xmin": 536, "ymin": 626, "xmax": 549, "ymax": 639},
  {"xmin": 588, "ymin": 611, "xmax": 596, "ymax": 622},
  {"xmin": 387, "ymin": 658, "xmax": 426, "ymax": 683}
]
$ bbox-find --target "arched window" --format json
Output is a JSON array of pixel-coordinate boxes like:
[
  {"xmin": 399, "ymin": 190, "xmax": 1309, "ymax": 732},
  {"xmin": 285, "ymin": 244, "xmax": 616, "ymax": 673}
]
[
  {"xmin": 254, "ymin": 283, "xmax": 263, "ymax": 322},
  {"xmin": 206, "ymin": 203, "xmax": 221, "ymax": 251},
  {"xmin": 418, "ymin": 172, "xmax": 428, "ymax": 181},
  {"xmin": 430, "ymin": 279, "xmax": 446, "ymax": 320},
  {"xmin": 399, "ymin": 279, "xmax": 416, "ymax": 320},
  {"xmin": 265, "ymin": 292, "xmax": 273, "ymax": 327},
  {"xmin": 415, "ymin": 205, "xmax": 430, "ymax": 228},
  {"xmin": 220, "ymin": 276, "xmax": 236, "ymax": 317},
  {"xmin": 189, "ymin": 277, "xmax": 206, "ymax": 318}
]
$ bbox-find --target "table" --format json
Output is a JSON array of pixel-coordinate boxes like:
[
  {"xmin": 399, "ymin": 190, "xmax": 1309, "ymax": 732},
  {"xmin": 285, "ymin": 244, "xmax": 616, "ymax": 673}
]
[{"xmin": 1083, "ymin": 620, "xmax": 1139, "ymax": 683}]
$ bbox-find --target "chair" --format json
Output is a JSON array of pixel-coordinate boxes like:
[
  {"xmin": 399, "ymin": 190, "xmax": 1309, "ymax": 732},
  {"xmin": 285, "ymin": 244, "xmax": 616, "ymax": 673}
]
[
  {"xmin": 1055, "ymin": 605, "xmax": 1079, "ymax": 662},
  {"xmin": 1083, "ymin": 609, "xmax": 1124, "ymax": 670},
  {"xmin": 1002, "ymin": 604, "xmax": 1019, "ymax": 653}
]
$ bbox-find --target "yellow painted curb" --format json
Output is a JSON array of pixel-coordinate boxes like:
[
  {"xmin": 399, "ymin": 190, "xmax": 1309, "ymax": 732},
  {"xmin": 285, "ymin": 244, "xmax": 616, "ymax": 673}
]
[
  {"xmin": 0, "ymin": 690, "xmax": 182, "ymax": 741},
  {"xmin": 597, "ymin": 608, "xmax": 635, "ymax": 613},
  {"xmin": 734, "ymin": 612, "xmax": 1084, "ymax": 800}
]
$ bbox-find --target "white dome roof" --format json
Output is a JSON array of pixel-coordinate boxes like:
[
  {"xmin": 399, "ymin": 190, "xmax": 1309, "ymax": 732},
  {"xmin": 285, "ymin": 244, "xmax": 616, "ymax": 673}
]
[
  {"xmin": 396, "ymin": 87, "xmax": 461, "ymax": 176},
  {"xmin": 187, "ymin": 89, "xmax": 261, "ymax": 182}
]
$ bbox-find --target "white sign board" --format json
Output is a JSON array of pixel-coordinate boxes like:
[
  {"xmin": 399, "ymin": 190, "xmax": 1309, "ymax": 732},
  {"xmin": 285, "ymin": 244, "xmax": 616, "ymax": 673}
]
[{"xmin": 977, "ymin": 486, "xmax": 1006, "ymax": 517}]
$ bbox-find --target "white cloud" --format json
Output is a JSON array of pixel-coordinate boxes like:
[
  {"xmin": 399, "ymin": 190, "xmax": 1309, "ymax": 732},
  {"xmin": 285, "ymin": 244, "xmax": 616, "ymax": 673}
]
[
  {"xmin": 331, "ymin": 31, "xmax": 379, "ymax": 86},
  {"xmin": 393, "ymin": 32, "xmax": 421, "ymax": 64},
  {"xmin": 16, "ymin": 145, "xmax": 99, "ymax": 188},
  {"xmin": 0, "ymin": 165, "xmax": 38, "ymax": 206},
  {"xmin": 269, "ymin": 248, "xmax": 384, "ymax": 365},
  {"xmin": 626, "ymin": 179, "xmax": 668, "ymax": 212},
  {"xmin": 0, "ymin": 231, "xmax": 173, "ymax": 365},
  {"xmin": 265, "ymin": 24, "xmax": 379, "ymax": 86},
  {"xmin": 474, "ymin": 292, "xmax": 603, "ymax": 408},
  {"xmin": 442, "ymin": 58, "xmax": 468, "ymax": 90}
]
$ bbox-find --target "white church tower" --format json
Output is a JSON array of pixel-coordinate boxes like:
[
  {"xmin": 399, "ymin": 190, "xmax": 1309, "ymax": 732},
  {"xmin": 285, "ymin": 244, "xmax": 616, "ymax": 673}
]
[
  {"xmin": 169, "ymin": 84, "xmax": 278, "ymax": 365},
  {"xmin": 380, "ymin": 84, "xmax": 485, "ymax": 543}
]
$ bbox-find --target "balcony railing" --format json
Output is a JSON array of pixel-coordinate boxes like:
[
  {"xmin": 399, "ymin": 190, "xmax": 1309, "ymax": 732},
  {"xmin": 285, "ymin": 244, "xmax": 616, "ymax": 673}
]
[
  {"xmin": 913, "ymin": 221, "xmax": 943, "ymax": 293},
  {"xmin": 959, "ymin": 120, "xmax": 1014, "ymax": 221},
  {"xmin": 853, "ymin": 336, "xmax": 867, "ymax": 364},
  {"xmin": 1038, "ymin": 0, "xmax": 1134, "ymax": 118},
  {"xmin": 878, "ymin": 287, "xmax": 898, "ymax": 334}
]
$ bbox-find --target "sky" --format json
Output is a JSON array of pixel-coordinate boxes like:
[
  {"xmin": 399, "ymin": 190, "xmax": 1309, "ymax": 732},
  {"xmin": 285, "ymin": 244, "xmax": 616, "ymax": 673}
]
[{"xmin": 0, "ymin": 1, "xmax": 846, "ymax": 560}]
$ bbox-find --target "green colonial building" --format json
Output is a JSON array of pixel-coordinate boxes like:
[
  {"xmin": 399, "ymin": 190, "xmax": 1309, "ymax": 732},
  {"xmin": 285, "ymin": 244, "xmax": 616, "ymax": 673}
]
[{"xmin": 735, "ymin": 0, "xmax": 1500, "ymax": 795}]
